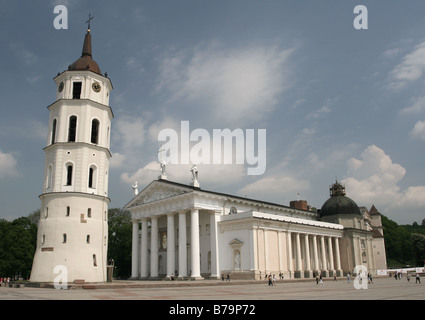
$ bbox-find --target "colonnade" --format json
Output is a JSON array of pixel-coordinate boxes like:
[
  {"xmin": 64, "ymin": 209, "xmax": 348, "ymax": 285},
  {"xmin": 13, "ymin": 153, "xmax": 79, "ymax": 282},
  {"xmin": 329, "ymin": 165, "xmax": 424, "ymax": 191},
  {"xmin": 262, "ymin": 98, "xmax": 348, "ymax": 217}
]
[
  {"xmin": 131, "ymin": 208, "xmax": 220, "ymax": 280},
  {"xmin": 287, "ymin": 232, "xmax": 342, "ymax": 278}
]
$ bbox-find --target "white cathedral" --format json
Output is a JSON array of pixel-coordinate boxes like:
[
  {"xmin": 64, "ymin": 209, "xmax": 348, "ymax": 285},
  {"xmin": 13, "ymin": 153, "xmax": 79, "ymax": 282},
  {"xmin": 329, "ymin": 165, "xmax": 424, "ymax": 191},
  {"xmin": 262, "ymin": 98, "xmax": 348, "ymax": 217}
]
[{"xmin": 30, "ymin": 26, "xmax": 387, "ymax": 283}]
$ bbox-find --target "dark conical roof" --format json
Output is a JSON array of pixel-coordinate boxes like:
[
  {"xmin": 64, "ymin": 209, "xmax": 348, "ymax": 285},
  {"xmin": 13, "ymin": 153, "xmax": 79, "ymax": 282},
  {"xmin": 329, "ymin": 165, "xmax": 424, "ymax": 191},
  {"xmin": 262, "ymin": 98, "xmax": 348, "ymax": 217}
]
[
  {"xmin": 68, "ymin": 29, "xmax": 101, "ymax": 74},
  {"xmin": 319, "ymin": 180, "xmax": 361, "ymax": 217}
]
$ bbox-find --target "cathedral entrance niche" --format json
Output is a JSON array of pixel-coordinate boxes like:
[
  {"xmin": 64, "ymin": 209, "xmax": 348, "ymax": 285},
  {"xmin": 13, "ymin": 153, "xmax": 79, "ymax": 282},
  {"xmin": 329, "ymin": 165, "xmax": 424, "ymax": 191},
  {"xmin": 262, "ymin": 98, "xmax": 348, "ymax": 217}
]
[{"xmin": 229, "ymin": 238, "xmax": 244, "ymax": 271}]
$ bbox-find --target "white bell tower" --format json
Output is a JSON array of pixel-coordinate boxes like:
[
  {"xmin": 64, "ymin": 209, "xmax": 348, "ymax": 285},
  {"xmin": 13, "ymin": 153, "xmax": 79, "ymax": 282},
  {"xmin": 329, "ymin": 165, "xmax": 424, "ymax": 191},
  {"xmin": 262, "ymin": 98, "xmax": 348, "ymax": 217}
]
[{"xmin": 30, "ymin": 23, "xmax": 113, "ymax": 283}]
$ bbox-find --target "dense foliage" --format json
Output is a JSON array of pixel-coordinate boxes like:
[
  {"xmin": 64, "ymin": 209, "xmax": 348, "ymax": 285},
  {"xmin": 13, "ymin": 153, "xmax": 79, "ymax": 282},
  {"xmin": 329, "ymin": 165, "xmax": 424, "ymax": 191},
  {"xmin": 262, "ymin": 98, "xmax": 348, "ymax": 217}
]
[
  {"xmin": 382, "ymin": 216, "xmax": 425, "ymax": 268},
  {"xmin": 0, "ymin": 213, "xmax": 38, "ymax": 279},
  {"xmin": 107, "ymin": 208, "xmax": 132, "ymax": 279},
  {"xmin": 0, "ymin": 209, "xmax": 423, "ymax": 279}
]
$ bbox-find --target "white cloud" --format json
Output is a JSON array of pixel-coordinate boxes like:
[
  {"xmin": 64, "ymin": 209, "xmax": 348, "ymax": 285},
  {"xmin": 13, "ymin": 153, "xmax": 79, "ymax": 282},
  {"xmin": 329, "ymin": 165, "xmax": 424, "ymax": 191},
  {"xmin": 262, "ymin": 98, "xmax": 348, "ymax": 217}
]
[
  {"xmin": 239, "ymin": 175, "xmax": 310, "ymax": 203},
  {"xmin": 388, "ymin": 40, "xmax": 425, "ymax": 90},
  {"xmin": 409, "ymin": 120, "xmax": 425, "ymax": 140},
  {"xmin": 112, "ymin": 115, "xmax": 146, "ymax": 152},
  {"xmin": 400, "ymin": 95, "xmax": 425, "ymax": 114},
  {"xmin": 0, "ymin": 150, "xmax": 18, "ymax": 178},
  {"xmin": 306, "ymin": 97, "xmax": 337, "ymax": 120},
  {"xmin": 110, "ymin": 152, "xmax": 126, "ymax": 168},
  {"xmin": 155, "ymin": 42, "xmax": 295, "ymax": 125},
  {"xmin": 342, "ymin": 145, "xmax": 425, "ymax": 216}
]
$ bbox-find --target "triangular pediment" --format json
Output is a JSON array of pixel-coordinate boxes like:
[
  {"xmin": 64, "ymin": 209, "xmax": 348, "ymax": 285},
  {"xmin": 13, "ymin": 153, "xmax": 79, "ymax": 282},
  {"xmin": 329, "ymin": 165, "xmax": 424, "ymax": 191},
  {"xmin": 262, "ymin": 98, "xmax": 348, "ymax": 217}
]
[
  {"xmin": 124, "ymin": 180, "xmax": 193, "ymax": 209},
  {"xmin": 229, "ymin": 238, "xmax": 244, "ymax": 247}
]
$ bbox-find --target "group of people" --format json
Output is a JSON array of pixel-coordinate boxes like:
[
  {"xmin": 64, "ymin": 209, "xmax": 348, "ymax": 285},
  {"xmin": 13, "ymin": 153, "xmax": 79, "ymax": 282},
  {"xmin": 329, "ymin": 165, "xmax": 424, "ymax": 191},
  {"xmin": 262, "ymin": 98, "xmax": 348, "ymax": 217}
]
[
  {"xmin": 221, "ymin": 273, "xmax": 231, "ymax": 281},
  {"xmin": 266, "ymin": 274, "xmax": 276, "ymax": 286},
  {"xmin": 0, "ymin": 277, "xmax": 10, "ymax": 286},
  {"xmin": 392, "ymin": 271, "xmax": 421, "ymax": 284}
]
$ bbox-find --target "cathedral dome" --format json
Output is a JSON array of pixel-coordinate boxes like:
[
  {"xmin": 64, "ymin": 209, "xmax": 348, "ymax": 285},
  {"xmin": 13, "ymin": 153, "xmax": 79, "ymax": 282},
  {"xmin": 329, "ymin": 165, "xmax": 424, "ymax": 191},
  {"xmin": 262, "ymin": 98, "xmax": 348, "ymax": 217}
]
[
  {"xmin": 68, "ymin": 29, "xmax": 102, "ymax": 74},
  {"xmin": 319, "ymin": 181, "xmax": 361, "ymax": 217}
]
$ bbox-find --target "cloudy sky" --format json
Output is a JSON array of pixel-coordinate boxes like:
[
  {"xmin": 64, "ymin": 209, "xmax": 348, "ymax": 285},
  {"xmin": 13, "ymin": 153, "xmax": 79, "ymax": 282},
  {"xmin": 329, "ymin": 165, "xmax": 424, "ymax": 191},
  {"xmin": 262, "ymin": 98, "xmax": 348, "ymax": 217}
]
[{"xmin": 1, "ymin": 0, "xmax": 425, "ymax": 224}]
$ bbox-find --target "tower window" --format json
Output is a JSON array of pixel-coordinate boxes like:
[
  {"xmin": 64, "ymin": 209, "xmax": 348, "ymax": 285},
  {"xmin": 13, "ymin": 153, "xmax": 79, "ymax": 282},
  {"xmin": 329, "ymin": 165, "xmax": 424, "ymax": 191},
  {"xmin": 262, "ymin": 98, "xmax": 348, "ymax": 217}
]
[
  {"xmin": 63, "ymin": 233, "xmax": 67, "ymax": 243},
  {"xmin": 68, "ymin": 116, "xmax": 77, "ymax": 142},
  {"xmin": 91, "ymin": 119, "xmax": 100, "ymax": 144},
  {"xmin": 87, "ymin": 208, "xmax": 92, "ymax": 218},
  {"xmin": 66, "ymin": 164, "xmax": 73, "ymax": 186},
  {"xmin": 72, "ymin": 82, "xmax": 82, "ymax": 99},
  {"xmin": 88, "ymin": 166, "xmax": 97, "ymax": 189},
  {"xmin": 86, "ymin": 235, "xmax": 90, "ymax": 244},
  {"xmin": 51, "ymin": 119, "xmax": 57, "ymax": 144},
  {"xmin": 66, "ymin": 206, "xmax": 70, "ymax": 216},
  {"xmin": 46, "ymin": 165, "xmax": 53, "ymax": 189},
  {"xmin": 93, "ymin": 254, "xmax": 97, "ymax": 267}
]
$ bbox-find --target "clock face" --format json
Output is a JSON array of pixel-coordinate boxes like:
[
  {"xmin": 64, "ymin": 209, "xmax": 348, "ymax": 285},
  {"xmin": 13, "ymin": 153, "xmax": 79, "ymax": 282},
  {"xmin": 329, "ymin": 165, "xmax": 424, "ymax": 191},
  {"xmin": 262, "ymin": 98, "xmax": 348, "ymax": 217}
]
[
  {"xmin": 92, "ymin": 82, "xmax": 101, "ymax": 93},
  {"xmin": 58, "ymin": 82, "xmax": 64, "ymax": 92}
]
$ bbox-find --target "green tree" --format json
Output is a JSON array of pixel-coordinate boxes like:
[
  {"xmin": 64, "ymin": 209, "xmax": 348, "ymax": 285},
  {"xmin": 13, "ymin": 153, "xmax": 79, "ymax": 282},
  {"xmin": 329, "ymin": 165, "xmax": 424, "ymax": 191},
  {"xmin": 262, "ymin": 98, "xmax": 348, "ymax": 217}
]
[
  {"xmin": 411, "ymin": 233, "xmax": 425, "ymax": 266},
  {"xmin": 108, "ymin": 208, "xmax": 132, "ymax": 279},
  {"xmin": 0, "ymin": 216, "xmax": 37, "ymax": 279},
  {"xmin": 382, "ymin": 215, "xmax": 414, "ymax": 267}
]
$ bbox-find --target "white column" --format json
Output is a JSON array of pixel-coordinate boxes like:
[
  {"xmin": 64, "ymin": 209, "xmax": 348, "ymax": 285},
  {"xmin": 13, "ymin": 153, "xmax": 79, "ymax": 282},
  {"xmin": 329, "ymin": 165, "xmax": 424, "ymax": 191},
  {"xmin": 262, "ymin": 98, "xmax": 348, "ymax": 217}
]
[
  {"xmin": 190, "ymin": 208, "xmax": 202, "ymax": 279},
  {"xmin": 320, "ymin": 236, "xmax": 328, "ymax": 276},
  {"xmin": 334, "ymin": 237, "xmax": 342, "ymax": 275},
  {"xmin": 328, "ymin": 236, "xmax": 335, "ymax": 274},
  {"xmin": 178, "ymin": 211, "xmax": 187, "ymax": 278},
  {"xmin": 167, "ymin": 213, "xmax": 175, "ymax": 278},
  {"xmin": 140, "ymin": 218, "xmax": 148, "ymax": 278},
  {"xmin": 131, "ymin": 220, "xmax": 139, "ymax": 279},
  {"xmin": 367, "ymin": 238, "xmax": 375, "ymax": 272},
  {"xmin": 295, "ymin": 233, "xmax": 302, "ymax": 276},
  {"xmin": 264, "ymin": 229, "xmax": 269, "ymax": 273},
  {"xmin": 150, "ymin": 216, "xmax": 159, "ymax": 278},
  {"xmin": 304, "ymin": 234, "xmax": 312, "ymax": 277},
  {"xmin": 209, "ymin": 211, "xmax": 220, "ymax": 279},
  {"xmin": 287, "ymin": 232, "xmax": 293, "ymax": 278},
  {"xmin": 278, "ymin": 231, "xmax": 285, "ymax": 275},
  {"xmin": 312, "ymin": 235, "xmax": 319, "ymax": 272}
]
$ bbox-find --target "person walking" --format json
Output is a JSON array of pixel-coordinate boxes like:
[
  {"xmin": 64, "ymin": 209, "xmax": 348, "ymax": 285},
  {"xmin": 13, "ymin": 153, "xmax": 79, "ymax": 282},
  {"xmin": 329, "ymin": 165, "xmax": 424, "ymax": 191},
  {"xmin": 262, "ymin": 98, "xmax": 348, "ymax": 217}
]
[{"xmin": 415, "ymin": 273, "xmax": 421, "ymax": 284}]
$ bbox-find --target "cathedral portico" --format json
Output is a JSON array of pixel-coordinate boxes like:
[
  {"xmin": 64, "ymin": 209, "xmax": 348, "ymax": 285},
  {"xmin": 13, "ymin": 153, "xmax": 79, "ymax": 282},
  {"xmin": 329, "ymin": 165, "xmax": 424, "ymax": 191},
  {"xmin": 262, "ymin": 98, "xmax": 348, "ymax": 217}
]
[{"xmin": 125, "ymin": 178, "xmax": 384, "ymax": 281}]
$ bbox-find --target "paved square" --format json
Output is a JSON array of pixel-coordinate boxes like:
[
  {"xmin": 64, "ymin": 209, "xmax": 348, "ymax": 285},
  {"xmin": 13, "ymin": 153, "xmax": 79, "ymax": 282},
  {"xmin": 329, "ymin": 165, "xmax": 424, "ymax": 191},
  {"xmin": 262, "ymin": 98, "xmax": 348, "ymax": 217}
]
[{"xmin": 0, "ymin": 277, "xmax": 423, "ymax": 300}]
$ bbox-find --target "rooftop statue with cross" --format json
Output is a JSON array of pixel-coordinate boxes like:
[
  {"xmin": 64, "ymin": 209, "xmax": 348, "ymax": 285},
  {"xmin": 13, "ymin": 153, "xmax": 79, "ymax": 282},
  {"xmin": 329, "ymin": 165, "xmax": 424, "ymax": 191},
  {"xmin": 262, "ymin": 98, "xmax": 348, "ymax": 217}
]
[{"xmin": 158, "ymin": 144, "xmax": 167, "ymax": 180}]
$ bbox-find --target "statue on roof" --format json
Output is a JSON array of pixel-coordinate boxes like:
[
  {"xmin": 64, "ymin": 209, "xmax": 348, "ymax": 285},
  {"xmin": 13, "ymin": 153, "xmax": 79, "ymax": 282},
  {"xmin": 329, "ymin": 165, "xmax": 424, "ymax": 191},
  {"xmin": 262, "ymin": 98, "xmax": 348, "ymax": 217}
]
[
  {"xmin": 191, "ymin": 164, "xmax": 199, "ymax": 187},
  {"xmin": 131, "ymin": 181, "xmax": 139, "ymax": 196}
]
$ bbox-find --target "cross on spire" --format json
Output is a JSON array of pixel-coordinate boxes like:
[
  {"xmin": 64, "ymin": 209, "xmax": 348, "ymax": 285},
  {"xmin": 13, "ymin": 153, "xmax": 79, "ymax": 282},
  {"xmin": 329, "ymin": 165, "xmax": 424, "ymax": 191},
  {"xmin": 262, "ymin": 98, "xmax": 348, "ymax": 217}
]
[{"xmin": 86, "ymin": 13, "xmax": 94, "ymax": 30}]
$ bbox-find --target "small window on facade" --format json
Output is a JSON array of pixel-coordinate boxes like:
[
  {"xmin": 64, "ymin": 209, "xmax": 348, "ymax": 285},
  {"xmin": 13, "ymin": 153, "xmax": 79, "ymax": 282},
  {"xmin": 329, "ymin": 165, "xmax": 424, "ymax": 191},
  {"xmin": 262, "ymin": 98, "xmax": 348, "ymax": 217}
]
[
  {"xmin": 88, "ymin": 166, "xmax": 97, "ymax": 189},
  {"xmin": 46, "ymin": 165, "xmax": 53, "ymax": 189},
  {"xmin": 66, "ymin": 206, "xmax": 70, "ymax": 217},
  {"xmin": 42, "ymin": 234, "xmax": 45, "ymax": 244},
  {"xmin": 91, "ymin": 119, "xmax": 100, "ymax": 144},
  {"xmin": 68, "ymin": 116, "xmax": 77, "ymax": 142},
  {"xmin": 66, "ymin": 164, "xmax": 73, "ymax": 186},
  {"xmin": 51, "ymin": 119, "xmax": 57, "ymax": 144},
  {"xmin": 87, "ymin": 208, "xmax": 92, "ymax": 218},
  {"xmin": 72, "ymin": 82, "xmax": 82, "ymax": 99},
  {"xmin": 86, "ymin": 235, "xmax": 90, "ymax": 244},
  {"xmin": 93, "ymin": 254, "xmax": 97, "ymax": 266},
  {"xmin": 63, "ymin": 233, "xmax": 67, "ymax": 243},
  {"xmin": 45, "ymin": 207, "xmax": 48, "ymax": 219}
]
